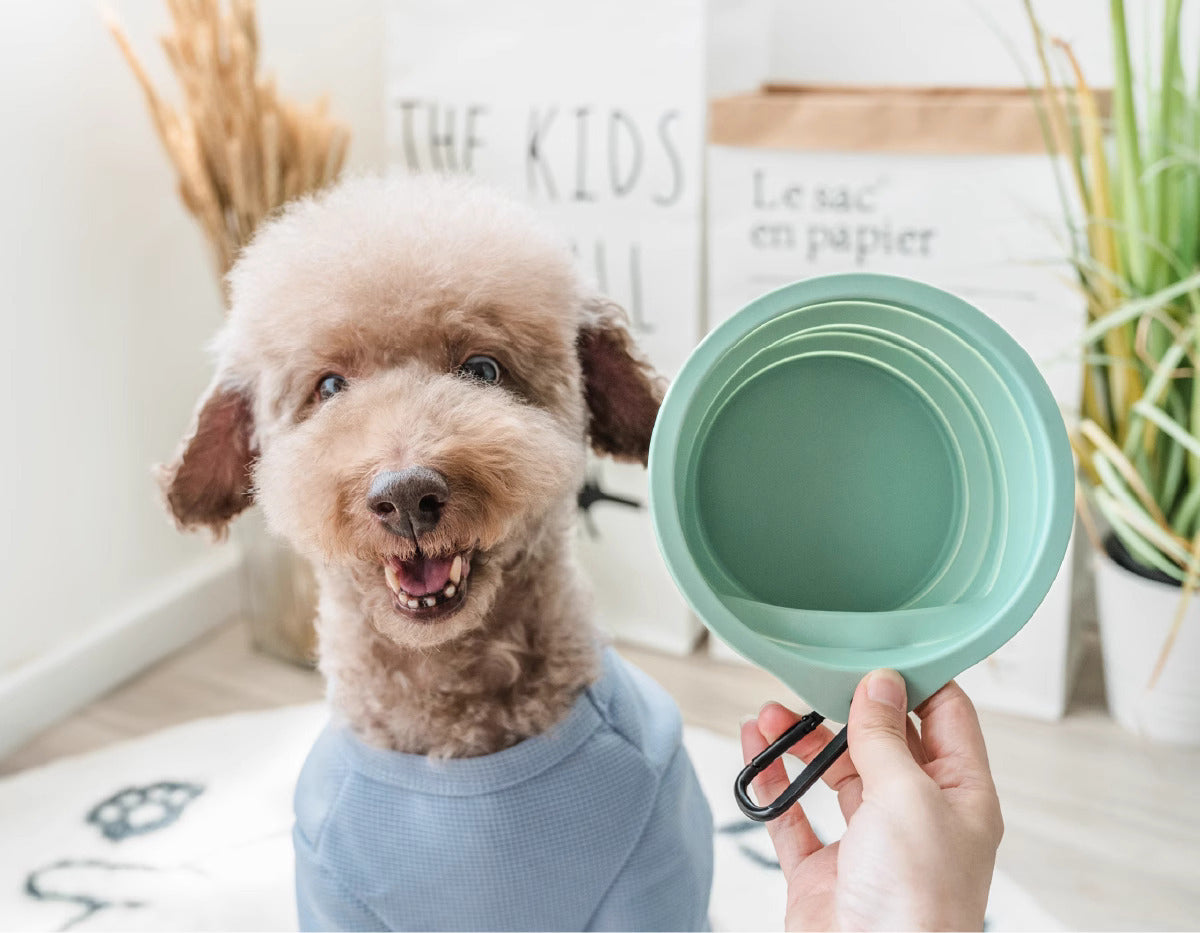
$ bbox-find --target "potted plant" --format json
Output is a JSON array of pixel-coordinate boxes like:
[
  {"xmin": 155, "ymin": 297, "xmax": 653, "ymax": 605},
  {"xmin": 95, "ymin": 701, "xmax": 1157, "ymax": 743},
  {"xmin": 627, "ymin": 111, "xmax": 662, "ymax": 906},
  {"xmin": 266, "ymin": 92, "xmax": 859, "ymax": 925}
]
[
  {"xmin": 108, "ymin": 0, "xmax": 351, "ymax": 665},
  {"xmin": 1026, "ymin": 0, "xmax": 1200, "ymax": 742}
]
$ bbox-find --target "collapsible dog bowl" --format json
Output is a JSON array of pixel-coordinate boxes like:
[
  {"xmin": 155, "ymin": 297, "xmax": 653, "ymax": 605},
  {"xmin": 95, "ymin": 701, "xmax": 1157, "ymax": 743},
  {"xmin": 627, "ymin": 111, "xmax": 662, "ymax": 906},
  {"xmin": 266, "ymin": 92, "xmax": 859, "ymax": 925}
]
[{"xmin": 648, "ymin": 274, "xmax": 1073, "ymax": 819}]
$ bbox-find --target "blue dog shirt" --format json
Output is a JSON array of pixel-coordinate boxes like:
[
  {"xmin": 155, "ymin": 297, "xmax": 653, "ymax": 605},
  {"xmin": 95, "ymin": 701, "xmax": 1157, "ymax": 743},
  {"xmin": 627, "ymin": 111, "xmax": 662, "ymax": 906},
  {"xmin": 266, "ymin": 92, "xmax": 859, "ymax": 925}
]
[{"xmin": 293, "ymin": 648, "xmax": 714, "ymax": 931}]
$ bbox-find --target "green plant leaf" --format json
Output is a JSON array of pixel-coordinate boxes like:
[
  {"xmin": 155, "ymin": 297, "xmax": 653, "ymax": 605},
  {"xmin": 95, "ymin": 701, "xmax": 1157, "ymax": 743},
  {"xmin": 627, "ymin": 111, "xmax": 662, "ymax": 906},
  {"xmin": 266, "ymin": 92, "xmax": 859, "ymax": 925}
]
[
  {"xmin": 1082, "ymin": 269, "xmax": 1200, "ymax": 344},
  {"xmin": 1092, "ymin": 490, "xmax": 1189, "ymax": 580},
  {"xmin": 1132, "ymin": 401, "xmax": 1200, "ymax": 461}
]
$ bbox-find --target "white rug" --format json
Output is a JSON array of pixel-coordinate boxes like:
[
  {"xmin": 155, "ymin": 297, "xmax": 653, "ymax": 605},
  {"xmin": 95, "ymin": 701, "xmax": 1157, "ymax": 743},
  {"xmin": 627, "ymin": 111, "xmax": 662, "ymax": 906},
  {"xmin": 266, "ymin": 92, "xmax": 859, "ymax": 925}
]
[{"xmin": 0, "ymin": 705, "xmax": 1060, "ymax": 932}]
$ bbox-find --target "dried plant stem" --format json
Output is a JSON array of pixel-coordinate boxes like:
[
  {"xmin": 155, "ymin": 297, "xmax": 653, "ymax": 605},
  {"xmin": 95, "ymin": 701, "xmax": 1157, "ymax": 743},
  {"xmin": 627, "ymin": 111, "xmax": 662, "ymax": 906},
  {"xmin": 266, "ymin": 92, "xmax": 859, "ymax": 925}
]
[
  {"xmin": 105, "ymin": 0, "xmax": 351, "ymax": 296},
  {"xmin": 1149, "ymin": 528, "xmax": 1200, "ymax": 690}
]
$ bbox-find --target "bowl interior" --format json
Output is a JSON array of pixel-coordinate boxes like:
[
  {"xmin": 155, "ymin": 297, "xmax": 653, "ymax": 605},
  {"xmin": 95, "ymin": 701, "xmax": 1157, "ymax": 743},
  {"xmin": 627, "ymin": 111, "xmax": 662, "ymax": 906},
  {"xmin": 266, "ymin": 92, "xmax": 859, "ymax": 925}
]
[
  {"xmin": 696, "ymin": 350, "xmax": 960, "ymax": 612},
  {"xmin": 674, "ymin": 298, "xmax": 1035, "ymax": 654}
]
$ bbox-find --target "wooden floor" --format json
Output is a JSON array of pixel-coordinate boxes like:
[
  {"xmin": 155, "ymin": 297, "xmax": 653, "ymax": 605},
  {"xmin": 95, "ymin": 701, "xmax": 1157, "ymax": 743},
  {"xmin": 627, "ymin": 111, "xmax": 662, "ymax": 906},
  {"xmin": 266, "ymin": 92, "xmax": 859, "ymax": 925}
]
[{"xmin": 3, "ymin": 621, "xmax": 1198, "ymax": 931}]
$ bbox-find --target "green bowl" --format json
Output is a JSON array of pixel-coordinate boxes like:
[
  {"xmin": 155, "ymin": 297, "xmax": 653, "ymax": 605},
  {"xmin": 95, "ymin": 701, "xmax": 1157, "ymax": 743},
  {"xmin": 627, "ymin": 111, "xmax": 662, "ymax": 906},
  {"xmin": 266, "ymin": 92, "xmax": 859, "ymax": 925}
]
[{"xmin": 649, "ymin": 274, "xmax": 1074, "ymax": 719}]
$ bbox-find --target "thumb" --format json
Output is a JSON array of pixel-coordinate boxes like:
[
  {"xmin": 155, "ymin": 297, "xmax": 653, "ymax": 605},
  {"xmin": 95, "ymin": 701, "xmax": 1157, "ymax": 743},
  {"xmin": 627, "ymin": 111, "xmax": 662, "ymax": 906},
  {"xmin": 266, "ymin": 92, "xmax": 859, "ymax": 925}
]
[{"xmin": 847, "ymin": 669, "xmax": 920, "ymax": 784}]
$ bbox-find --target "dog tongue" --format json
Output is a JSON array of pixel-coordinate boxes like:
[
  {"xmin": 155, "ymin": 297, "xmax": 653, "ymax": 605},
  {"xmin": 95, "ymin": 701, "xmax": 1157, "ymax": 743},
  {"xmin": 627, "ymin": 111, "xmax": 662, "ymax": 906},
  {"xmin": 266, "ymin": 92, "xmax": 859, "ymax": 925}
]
[{"xmin": 394, "ymin": 555, "xmax": 455, "ymax": 596}]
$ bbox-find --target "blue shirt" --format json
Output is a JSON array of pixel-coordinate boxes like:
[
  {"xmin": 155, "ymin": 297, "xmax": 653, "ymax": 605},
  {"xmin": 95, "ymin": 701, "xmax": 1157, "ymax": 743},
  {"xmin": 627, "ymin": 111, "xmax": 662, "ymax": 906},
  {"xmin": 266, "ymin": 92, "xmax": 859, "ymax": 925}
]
[{"xmin": 293, "ymin": 649, "xmax": 714, "ymax": 931}]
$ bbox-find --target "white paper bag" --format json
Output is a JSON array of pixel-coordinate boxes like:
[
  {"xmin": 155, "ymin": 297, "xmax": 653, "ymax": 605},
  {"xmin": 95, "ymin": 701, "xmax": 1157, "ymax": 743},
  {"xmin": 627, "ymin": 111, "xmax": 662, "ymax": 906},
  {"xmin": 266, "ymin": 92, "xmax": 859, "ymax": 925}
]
[{"xmin": 706, "ymin": 89, "xmax": 1085, "ymax": 716}]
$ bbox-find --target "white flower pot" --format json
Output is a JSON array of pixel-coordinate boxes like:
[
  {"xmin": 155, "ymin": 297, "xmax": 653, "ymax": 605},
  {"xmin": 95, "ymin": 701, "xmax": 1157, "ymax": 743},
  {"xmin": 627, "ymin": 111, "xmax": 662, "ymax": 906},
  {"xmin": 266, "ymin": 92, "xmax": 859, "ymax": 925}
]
[{"xmin": 1094, "ymin": 541, "xmax": 1200, "ymax": 745}]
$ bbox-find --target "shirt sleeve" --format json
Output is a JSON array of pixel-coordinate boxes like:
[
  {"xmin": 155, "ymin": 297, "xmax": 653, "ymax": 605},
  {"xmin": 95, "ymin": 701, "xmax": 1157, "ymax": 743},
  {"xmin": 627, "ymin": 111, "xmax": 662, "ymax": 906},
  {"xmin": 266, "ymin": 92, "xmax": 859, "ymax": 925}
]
[
  {"xmin": 294, "ymin": 828, "xmax": 386, "ymax": 932},
  {"xmin": 585, "ymin": 746, "xmax": 714, "ymax": 932}
]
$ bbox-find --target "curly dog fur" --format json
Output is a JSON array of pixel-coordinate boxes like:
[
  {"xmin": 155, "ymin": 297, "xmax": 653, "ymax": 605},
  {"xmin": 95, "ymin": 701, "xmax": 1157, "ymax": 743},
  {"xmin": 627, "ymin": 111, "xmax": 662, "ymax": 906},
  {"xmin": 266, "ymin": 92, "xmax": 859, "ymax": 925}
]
[{"xmin": 160, "ymin": 174, "xmax": 664, "ymax": 757}]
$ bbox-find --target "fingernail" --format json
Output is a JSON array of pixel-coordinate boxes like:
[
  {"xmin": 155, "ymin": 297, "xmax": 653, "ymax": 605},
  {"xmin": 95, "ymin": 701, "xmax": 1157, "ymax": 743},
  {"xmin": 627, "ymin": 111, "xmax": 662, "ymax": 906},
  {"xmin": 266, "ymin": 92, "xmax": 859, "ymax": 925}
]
[
  {"xmin": 866, "ymin": 669, "xmax": 907, "ymax": 712},
  {"xmin": 738, "ymin": 713, "xmax": 758, "ymax": 728}
]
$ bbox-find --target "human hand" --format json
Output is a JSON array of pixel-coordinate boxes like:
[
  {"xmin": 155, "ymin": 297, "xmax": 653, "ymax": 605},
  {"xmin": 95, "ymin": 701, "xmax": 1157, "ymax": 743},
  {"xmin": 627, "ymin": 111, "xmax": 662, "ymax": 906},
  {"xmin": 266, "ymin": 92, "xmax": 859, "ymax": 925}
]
[{"xmin": 740, "ymin": 671, "xmax": 1003, "ymax": 931}]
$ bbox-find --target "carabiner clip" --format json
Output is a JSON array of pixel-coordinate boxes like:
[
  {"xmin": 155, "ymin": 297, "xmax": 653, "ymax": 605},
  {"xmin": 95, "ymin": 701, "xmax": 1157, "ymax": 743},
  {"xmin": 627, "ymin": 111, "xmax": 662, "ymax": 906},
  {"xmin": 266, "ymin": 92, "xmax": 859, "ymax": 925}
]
[{"xmin": 735, "ymin": 711, "xmax": 849, "ymax": 821}]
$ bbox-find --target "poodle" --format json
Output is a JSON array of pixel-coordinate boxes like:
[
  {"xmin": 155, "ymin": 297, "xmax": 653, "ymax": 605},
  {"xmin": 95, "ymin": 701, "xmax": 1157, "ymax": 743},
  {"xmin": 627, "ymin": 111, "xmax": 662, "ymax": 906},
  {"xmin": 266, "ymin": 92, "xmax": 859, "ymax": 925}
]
[{"xmin": 159, "ymin": 173, "xmax": 713, "ymax": 931}]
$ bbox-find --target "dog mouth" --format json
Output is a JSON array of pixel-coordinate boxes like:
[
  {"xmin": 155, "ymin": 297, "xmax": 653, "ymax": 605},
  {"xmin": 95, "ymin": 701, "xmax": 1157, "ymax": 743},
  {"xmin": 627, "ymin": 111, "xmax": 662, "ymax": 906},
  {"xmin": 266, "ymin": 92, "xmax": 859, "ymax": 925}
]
[{"xmin": 382, "ymin": 549, "xmax": 473, "ymax": 620}]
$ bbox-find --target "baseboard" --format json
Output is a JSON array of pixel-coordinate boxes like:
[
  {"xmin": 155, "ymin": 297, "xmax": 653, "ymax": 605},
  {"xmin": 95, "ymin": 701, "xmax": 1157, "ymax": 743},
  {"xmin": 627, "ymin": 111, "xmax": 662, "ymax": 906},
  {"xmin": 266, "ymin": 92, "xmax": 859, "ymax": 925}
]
[{"xmin": 0, "ymin": 546, "xmax": 245, "ymax": 759}]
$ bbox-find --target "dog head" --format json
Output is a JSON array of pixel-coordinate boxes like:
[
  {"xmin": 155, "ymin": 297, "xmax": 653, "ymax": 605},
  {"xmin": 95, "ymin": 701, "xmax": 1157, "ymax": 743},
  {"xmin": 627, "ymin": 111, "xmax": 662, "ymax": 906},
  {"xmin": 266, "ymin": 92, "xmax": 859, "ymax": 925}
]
[{"xmin": 159, "ymin": 174, "xmax": 662, "ymax": 648}]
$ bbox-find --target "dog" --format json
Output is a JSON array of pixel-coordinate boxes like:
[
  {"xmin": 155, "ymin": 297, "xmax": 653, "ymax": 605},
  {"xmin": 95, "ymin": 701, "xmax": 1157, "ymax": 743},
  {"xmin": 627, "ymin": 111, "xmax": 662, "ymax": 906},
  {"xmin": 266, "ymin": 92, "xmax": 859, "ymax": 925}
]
[{"xmin": 160, "ymin": 174, "xmax": 713, "ymax": 931}]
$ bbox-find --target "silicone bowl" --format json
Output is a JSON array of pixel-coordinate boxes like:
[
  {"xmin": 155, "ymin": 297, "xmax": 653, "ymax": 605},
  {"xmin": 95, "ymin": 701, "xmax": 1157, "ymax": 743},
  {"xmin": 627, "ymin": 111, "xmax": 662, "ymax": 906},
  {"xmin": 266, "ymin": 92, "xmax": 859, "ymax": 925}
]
[{"xmin": 649, "ymin": 274, "xmax": 1074, "ymax": 720}]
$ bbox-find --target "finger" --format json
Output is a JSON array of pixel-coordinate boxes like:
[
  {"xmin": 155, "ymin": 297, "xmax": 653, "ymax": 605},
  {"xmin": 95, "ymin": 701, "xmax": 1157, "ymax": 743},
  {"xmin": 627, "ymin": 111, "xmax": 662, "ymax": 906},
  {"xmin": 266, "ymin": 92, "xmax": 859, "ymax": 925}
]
[
  {"xmin": 741, "ymin": 718, "xmax": 822, "ymax": 873},
  {"xmin": 741, "ymin": 718, "xmax": 810, "ymax": 827},
  {"xmin": 758, "ymin": 702, "xmax": 861, "ymax": 790},
  {"xmin": 846, "ymin": 669, "xmax": 925, "ymax": 786},
  {"xmin": 763, "ymin": 702, "xmax": 925, "ymax": 772},
  {"xmin": 758, "ymin": 702, "xmax": 866, "ymax": 821},
  {"xmin": 906, "ymin": 715, "xmax": 930, "ymax": 766},
  {"xmin": 914, "ymin": 680, "xmax": 992, "ymax": 781}
]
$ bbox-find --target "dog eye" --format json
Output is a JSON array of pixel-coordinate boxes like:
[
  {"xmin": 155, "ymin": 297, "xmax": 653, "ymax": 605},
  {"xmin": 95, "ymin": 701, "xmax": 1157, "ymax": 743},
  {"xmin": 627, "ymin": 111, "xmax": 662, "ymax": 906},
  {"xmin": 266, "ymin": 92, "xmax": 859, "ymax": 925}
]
[
  {"xmin": 458, "ymin": 355, "xmax": 502, "ymax": 385},
  {"xmin": 315, "ymin": 373, "xmax": 347, "ymax": 401}
]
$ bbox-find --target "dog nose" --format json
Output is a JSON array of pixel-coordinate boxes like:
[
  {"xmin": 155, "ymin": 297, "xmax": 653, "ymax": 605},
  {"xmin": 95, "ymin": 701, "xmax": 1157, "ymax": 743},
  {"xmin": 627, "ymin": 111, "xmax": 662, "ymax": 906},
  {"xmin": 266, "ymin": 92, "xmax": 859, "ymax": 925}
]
[{"xmin": 367, "ymin": 467, "xmax": 449, "ymax": 538}]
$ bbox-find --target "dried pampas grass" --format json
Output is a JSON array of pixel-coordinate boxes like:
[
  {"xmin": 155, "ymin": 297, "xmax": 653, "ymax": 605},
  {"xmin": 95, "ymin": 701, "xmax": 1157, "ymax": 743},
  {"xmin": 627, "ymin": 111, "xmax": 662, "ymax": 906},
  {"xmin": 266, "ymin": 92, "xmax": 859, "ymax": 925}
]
[{"xmin": 106, "ymin": 0, "xmax": 351, "ymax": 292}]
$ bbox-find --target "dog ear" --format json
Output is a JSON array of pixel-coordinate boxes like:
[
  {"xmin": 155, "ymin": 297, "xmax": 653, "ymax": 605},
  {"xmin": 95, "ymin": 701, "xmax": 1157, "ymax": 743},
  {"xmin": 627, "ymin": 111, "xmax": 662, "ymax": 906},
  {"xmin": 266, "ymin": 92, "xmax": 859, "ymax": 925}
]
[
  {"xmin": 157, "ymin": 379, "xmax": 257, "ymax": 536},
  {"xmin": 577, "ymin": 298, "xmax": 666, "ymax": 466}
]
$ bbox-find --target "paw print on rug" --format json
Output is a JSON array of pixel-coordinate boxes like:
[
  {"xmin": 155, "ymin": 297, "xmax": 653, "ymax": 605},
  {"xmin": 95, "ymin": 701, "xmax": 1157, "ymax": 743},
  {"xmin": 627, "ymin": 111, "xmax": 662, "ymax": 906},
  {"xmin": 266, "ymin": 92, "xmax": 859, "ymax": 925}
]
[
  {"xmin": 25, "ymin": 858, "xmax": 209, "ymax": 931},
  {"xmin": 85, "ymin": 782, "xmax": 203, "ymax": 842},
  {"xmin": 717, "ymin": 818, "xmax": 782, "ymax": 870}
]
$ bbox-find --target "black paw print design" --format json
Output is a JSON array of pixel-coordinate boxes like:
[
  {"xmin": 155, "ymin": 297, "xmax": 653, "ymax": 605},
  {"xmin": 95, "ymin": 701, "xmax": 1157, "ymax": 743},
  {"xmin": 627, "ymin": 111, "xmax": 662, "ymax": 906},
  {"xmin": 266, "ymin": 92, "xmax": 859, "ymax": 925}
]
[
  {"xmin": 25, "ymin": 858, "xmax": 153, "ymax": 931},
  {"xmin": 717, "ymin": 818, "xmax": 782, "ymax": 870},
  {"xmin": 86, "ymin": 781, "xmax": 204, "ymax": 841}
]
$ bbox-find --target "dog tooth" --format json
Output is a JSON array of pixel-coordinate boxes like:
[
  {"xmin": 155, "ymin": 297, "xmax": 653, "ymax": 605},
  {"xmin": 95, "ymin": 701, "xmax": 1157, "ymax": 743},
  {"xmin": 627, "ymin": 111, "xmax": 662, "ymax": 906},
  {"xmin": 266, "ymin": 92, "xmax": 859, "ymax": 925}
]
[
  {"xmin": 384, "ymin": 564, "xmax": 401, "ymax": 594},
  {"xmin": 423, "ymin": 596, "xmax": 437, "ymax": 608},
  {"xmin": 450, "ymin": 554, "xmax": 463, "ymax": 585},
  {"xmin": 407, "ymin": 598, "xmax": 420, "ymax": 609},
  {"xmin": 443, "ymin": 583, "xmax": 456, "ymax": 598}
]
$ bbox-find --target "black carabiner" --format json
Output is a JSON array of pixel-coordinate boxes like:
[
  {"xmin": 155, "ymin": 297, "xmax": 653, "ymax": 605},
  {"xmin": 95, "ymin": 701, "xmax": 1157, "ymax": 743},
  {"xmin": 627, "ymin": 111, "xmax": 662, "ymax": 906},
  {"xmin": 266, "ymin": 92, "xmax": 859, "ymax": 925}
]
[{"xmin": 735, "ymin": 711, "xmax": 849, "ymax": 821}]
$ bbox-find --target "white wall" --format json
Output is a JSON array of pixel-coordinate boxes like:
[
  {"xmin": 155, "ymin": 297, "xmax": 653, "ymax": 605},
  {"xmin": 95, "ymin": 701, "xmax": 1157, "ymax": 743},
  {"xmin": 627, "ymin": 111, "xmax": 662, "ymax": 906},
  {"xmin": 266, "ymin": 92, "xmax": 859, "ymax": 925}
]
[
  {"xmin": 766, "ymin": 0, "xmax": 1111, "ymax": 88},
  {"xmin": 766, "ymin": 0, "xmax": 1197, "ymax": 91},
  {"xmin": 0, "ymin": 1, "xmax": 385, "ymax": 755}
]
